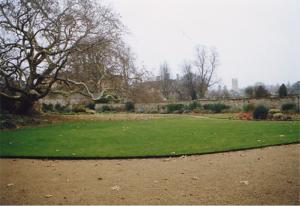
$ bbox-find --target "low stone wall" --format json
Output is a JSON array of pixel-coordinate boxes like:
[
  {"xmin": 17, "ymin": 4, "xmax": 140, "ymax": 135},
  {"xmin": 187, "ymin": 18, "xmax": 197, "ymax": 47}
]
[
  {"xmin": 94, "ymin": 96, "xmax": 299, "ymax": 113},
  {"xmin": 40, "ymin": 95, "xmax": 299, "ymax": 113}
]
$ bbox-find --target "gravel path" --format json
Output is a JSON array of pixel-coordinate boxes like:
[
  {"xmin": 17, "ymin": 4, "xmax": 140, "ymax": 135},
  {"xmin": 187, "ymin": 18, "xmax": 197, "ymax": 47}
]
[{"xmin": 0, "ymin": 144, "xmax": 299, "ymax": 205}]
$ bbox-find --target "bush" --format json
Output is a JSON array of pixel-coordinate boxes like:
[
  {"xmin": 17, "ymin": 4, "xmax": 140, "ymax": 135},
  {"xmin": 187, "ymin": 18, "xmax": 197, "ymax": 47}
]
[
  {"xmin": 273, "ymin": 112, "xmax": 284, "ymax": 120},
  {"xmin": 101, "ymin": 105, "xmax": 112, "ymax": 112},
  {"xmin": 243, "ymin": 103, "xmax": 255, "ymax": 112},
  {"xmin": 203, "ymin": 103, "xmax": 230, "ymax": 113},
  {"xmin": 166, "ymin": 104, "xmax": 184, "ymax": 113},
  {"xmin": 185, "ymin": 101, "xmax": 201, "ymax": 110},
  {"xmin": 269, "ymin": 109, "xmax": 281, "ymax": 114},
  {"xmin": 54, "ymin": 103, "xmax": 66, "ymax": 113},
  {"xmin": 192, "ymin": 109, "xmax": 202, "ymax": 113},
  {"xmin": 125, "ymin": 101, "xmax": 135, "ymax": 112},
  {"xmin": 42, "ymin": 103, "xmax": 54, "ymax": 112},
  {"xmin": 72, "ymin": 105, "xmax": 86, "ymax": 113},
  {"xmin": 85, "ymin": 102, "xmax": 95, "ymax": 110},
  {"xmin": 281, "ymin": 103, "xmax": 296, "ymax": 112},
  {"xmin": 253, "ymin": 105, "xmax": 269, "ymax": 120}
]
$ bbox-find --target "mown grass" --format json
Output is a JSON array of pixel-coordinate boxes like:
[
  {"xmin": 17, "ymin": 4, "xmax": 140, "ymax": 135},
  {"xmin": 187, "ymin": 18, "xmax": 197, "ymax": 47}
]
[{"xmin": 0, "ymin": 116, "xmax": 299, "ymax": 158}]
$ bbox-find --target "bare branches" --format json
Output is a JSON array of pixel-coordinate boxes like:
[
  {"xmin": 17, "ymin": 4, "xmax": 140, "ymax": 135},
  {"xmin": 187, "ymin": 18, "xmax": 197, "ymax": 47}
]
[
  {"xmin": 0, "ymin": 0, "xmax": 124, "ymax": 110},
  {"xmin": 193, "ymin": 45, "xmax": 219, "ymax": 98}
]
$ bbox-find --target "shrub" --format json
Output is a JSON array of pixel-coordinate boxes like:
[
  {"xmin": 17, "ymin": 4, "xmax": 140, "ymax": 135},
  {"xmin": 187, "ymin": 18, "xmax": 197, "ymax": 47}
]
[
  {"xmin": 166, "ymin": 104, "xmax": 184, "ymax": 113},
  {"xmin": 192, "ymin": 109, "xmax": 202, "ymax": 113},
  {"xmin": 54, "ymin": 103, "xmax": 65, "ymax": 112},
  {"xmin": 253, "ymin": 105, "xmax": 269, "ymax": 120},
  {"xmin": 101, "ymin": 105, "xmax": 112, "ymax": 112},
  {"xmin": 125, "ymin": 101, "xmax": 135, "ymax": 112},
  {"xmin": 243, "ymin": 103, "xmax": 255, "ymax": 112},
  {"xmin": 203, "ymin": 103, "xmax": 230, "ymax": 113},
  {"xmin": 273, "ymin": 112, "xmax": 284, "ymax": 120},
  {"xmin": 42, "ymin": 103, "xmax": 54, "ymax": 112},
  {"xmin": 281, "ymin": 103, "xmax": 296, "ymax": 112},
  {"xmin": 185, "ymin": 101, "xmax": 201, "ymax": 110},
  {"xmin": 269, "ymin": 109, "xmax": 281, "ymax": 114},
  {"xmin": 173, "ymin": 110, "xmax": 183, "ymax": 114},
  {"xmin": 85, "ymin": 102, "xmax": 95, "ymax": 110},
  {"xmin": 72, "ymin": 105, "xmax": 86, "ymax": 113}
]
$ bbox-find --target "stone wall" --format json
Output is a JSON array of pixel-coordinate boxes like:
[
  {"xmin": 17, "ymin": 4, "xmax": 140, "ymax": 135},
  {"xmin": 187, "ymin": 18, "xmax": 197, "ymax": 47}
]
[
  {"xmin": 39, "ymin": 93, "xmax": 90, "ymax": 106},
  {"xmin": 94, "ymin": 96, "xmax": 299, "ymax": 113},
  {"xmin": 40, "ymin": 94, "xmax": 299, "ymax": 113}
]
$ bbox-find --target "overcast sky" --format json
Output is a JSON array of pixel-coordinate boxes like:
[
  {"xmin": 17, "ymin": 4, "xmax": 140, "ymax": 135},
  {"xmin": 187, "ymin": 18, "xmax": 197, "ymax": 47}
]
[{"xmin": 108, "ymin": 0, "xmax": 299, "ymax": 88}]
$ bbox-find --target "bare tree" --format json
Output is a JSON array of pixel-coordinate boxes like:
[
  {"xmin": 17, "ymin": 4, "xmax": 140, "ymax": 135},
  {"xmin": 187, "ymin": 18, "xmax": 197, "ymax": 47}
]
[
  {"xmin": 0, "ymin": 0, "xmax": 122, "ymax": 113},
  {"xmin": 194, "ymin": 46, "xmax": 219, "ymax": 98}
]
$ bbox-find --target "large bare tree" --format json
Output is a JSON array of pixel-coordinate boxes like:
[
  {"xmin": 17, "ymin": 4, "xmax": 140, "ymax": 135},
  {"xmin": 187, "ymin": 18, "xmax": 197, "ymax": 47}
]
[
  {"xmin": 0, "ymin": 0, "xmax": 122, "ymax": 113},
  {"xmin": 194, "ymin": 46, "xmax": 219, "ymax": 98}
]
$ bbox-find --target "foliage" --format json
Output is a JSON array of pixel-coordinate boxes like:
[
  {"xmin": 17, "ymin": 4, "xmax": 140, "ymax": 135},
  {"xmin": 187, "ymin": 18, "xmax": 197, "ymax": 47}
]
[
  {"xmin": 278, "ymin": 84, "xmax": 288, "ymax": 97},
  {"xmin": 85, "ymin": 102, "xmax": 95, "ymax": 110},
  {"xmin": 253, "ymin": 105, "xmax": 269, "ymax": 119},
  {"xmin": 245, "ymin": 86, "xmax": 255, "ymax": 98},
  {"xmin": 268, "ymin": 109, "xmax": 281, "ymax": 114},
  {"xmin": 42, "ymin": 103, "xmax": 54, "ymax": 113},
  {"xmin": 245, "ymin": 85, "xmax": 270, "ymax": 98},
  {"xmin": 72, "ymin": 105, "xmax": 86, "ymax": 113},
  {"xmin": 100, "ymin": 105, "xmax": 112, "ymax": 112},
  {"xmin": 166, "ymin": 104, "xmax": 185, "ymax": 113},
  {"xmin": 254, "ymin": 85, "xmax": 270, "ymax": 98},
  {"xmin": 54, "ymin": 103, "xmax": 70, "ymax": 113},
  {"xmin": 281, "ymin": 103, "xmax": 296, "ymax": 112},
  {"xmin": 125, "ymin": 101, "xmax": 135, "ymax": 112},
  {"xmin": 185, "ymin": 101, "xmax": 202, "ymax": 110},
  {"xmin": 0, "ymin": 117, "xmax": 298, "ymax": 157},
  {"xmin": 203, "ymin": 103, "xmax": 230, "ymax": 113},
  {"xmin": 289, "ymin": 81, "xmax": 300, "ymax": 95},
  {"xmin": 243, "ymin": 103, "xmax": 256, "ymax": 112}
]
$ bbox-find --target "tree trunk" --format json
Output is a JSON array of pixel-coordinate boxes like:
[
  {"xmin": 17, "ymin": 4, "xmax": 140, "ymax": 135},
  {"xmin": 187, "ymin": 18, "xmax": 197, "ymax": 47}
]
[
  {"xmin": 17, "ymin": 97, "xmax": 37, "ymax": 115},
  {"xmin": 0, "ymin": 95, "xmax": 40, "ymax": 115}
]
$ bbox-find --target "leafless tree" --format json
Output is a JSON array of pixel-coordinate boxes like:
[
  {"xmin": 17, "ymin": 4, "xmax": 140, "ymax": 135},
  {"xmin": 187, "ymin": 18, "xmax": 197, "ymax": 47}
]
[
  {"xmin": 194, "ymin": 46, "xmax": 219, "ymax": 98},
  {"xmin": 0, "ymin": 0, "xmax": 123, "ymax": 113}
]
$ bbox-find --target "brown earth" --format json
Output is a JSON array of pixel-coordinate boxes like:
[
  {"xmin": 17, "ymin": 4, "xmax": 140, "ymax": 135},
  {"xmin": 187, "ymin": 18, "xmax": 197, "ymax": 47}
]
[{"xmin": 0, "ymin": 144, "xmax": 299, "ymax": 205}]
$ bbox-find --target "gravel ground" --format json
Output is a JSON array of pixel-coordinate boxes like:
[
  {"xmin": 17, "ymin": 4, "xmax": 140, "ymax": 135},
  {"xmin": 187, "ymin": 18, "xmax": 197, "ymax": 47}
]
[{"xmin": 0, "ymin": 144, "xmax": 299, "ymax": 205}]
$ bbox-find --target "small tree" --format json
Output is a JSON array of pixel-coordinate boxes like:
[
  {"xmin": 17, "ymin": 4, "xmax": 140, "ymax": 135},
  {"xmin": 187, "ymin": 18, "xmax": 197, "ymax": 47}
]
[
  {"xmin": 278, "ymin": 84, "xmax": 288, "ymax": 97},
  {"xmin": 182, "ymin": 62, "xmax": 197, "ymax": 100},
  {"xmin": 159, "ymin": 62, "xmax": 172, "ymax": 99},
  {"xmin": 245, "ymin": 86, "xmax": 255, "ymax": 98}
]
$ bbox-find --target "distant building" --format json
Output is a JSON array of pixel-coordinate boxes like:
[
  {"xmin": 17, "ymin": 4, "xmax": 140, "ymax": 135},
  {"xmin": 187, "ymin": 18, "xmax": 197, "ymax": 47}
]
[{"xmin": 232, "ymin": 78, "xmax": 239, "ymax": 92}]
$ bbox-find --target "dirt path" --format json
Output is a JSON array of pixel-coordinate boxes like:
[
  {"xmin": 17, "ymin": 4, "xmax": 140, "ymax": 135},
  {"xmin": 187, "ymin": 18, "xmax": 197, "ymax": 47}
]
[{"xmin": 0, "ymin": 144, "xmax": 299, "ymax": 205}]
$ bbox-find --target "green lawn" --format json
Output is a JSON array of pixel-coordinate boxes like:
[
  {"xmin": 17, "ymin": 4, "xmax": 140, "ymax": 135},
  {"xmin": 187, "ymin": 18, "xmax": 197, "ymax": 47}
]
[{"xmin": 0, "ymin": 116, "xmax": 299, "ymax": 158}]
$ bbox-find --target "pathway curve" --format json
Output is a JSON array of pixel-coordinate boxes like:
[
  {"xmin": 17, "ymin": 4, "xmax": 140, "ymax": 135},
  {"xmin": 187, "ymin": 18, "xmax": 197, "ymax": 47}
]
[{"xmin": 0, "ymin": 144, "xmax": 299, "ymax": 204}]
